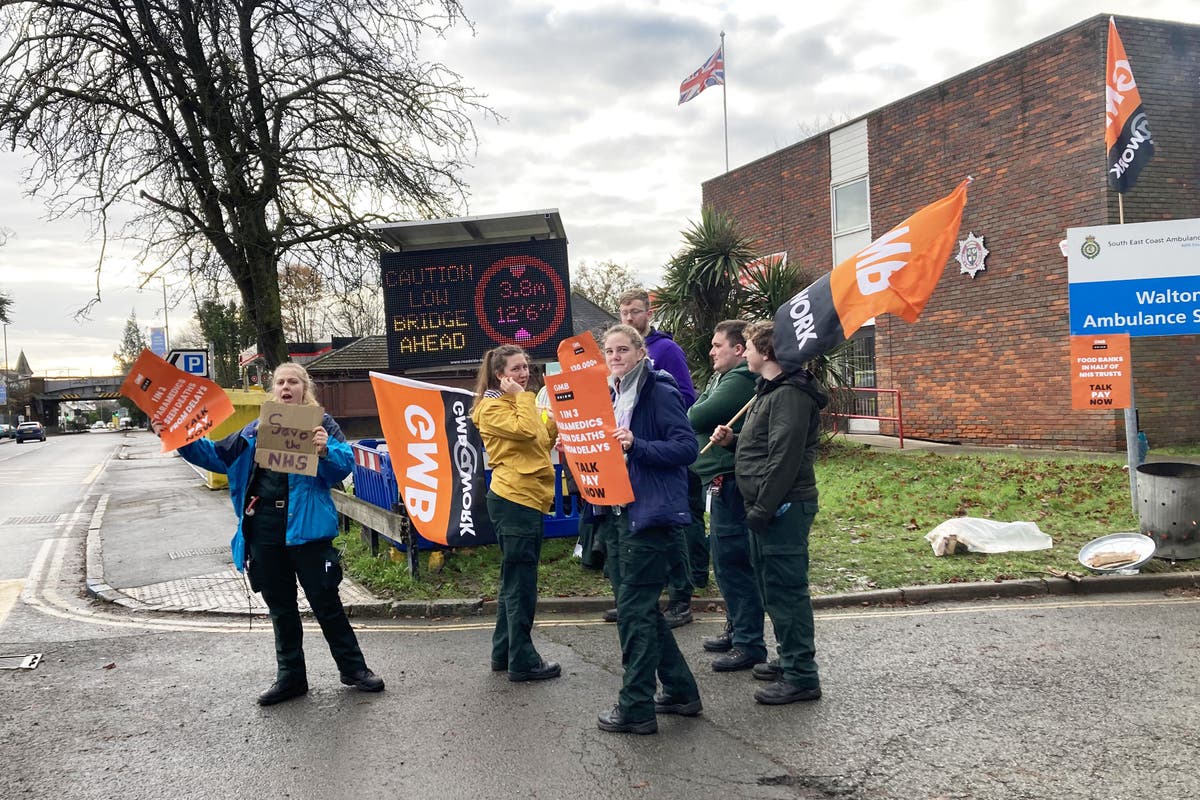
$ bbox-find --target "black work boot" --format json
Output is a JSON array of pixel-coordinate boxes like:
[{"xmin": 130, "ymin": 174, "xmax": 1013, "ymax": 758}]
[
  {"xmin": 597, "ymin": 704, "xmax": 657, "ymax": 734},
  {"xmin": 340, "ymin": 668, "xmax": 385, "ymax": 692},
  {"xmin": 752, "ymin": 659, "xmax": 782, "ymax": 681},
  {"xmin": 754, "ymin": 680, "xmax": 822, "ymax": 705},
  {"xmin": 257, "ymin": 678, "xmax": 309, "ymax": 706},
  {"xmin": 662, "ymin": 600, "xmax": 693, "ymax": 629},
  {"xmin": 703, "ymin": 620, "xmax": 734, "ymax": 652},
  {"xmin": 711, "ymin": 648, "xmax": 762, "ymax": 672}
]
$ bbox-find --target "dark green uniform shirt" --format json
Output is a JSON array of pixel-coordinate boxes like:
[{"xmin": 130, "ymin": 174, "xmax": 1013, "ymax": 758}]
[{"xmin": 688, "ymin": 362, "xmax": 756, "ymax": 486}]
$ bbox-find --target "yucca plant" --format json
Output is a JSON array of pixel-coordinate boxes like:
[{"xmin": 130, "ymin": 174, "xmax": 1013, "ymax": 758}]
[{"xmin": 652, "ymin": 206, "xmax": 756, "ymax": 383}]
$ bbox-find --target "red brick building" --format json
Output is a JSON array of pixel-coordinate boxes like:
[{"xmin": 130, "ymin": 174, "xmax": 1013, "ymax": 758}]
[{"xmin": 703, "ymin": 14, "xmax": 1199, "ymax": 450}]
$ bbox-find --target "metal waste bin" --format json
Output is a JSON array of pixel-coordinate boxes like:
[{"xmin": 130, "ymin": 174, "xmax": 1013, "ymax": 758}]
[{"xmin": 1136, "ymin": 462, "xmax": 1200, "ymax": 560}]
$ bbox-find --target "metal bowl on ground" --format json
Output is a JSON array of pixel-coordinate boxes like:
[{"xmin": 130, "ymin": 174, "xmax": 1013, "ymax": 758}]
[{"xmin": 1078, "ymin": 532, "xmax": 1157, "ymax": 574}]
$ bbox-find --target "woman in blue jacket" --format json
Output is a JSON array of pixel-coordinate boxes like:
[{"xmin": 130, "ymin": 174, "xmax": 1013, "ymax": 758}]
[
  {"xmin": 592, "ymin": 324, "xmax": 701, "ymax": 734},
  {"xmin": 171, "ymin": 362, "xmax": 383, "ymax": 706}
]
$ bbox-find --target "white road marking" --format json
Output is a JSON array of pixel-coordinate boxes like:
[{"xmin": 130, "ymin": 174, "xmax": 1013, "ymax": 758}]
[{"xmin": 0, "ymin": 580, "xmax": 23, "ymax": 629}]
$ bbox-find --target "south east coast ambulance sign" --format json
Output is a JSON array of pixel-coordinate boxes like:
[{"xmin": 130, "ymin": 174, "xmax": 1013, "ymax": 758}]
[{"xmin": 1066, "ymin": 217, "xmax": 1200, "ymax": 337}]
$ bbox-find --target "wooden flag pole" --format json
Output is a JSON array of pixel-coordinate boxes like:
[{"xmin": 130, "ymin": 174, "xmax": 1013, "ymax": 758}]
[{"xmin": 698, "ymin": 395, "xmax": 755, "ymax": 455}]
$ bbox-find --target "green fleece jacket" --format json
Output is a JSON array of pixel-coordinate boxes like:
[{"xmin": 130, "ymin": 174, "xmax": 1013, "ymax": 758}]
[{"xmin": 688, "ymin": 362, "xmax": 756, "ymax": 486}]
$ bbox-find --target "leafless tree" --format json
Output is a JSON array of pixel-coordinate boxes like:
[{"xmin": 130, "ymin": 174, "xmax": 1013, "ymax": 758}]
[
  {"xmin": 324, "ymin": 274, "xmax": 385, "ymax": 339},
  {"xmin": 0, "ymin": 0, "xmax": 486, "ymax": 367},
  {"xmin": 572, "ymin": 260, "xmax": 641, "ymax": 313},
  {"xmin": 278, "ymin": 263, "xmax": 326, "ymax": 343}
]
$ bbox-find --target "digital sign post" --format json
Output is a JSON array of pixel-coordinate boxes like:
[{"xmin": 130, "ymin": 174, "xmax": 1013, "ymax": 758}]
[{"xmin": 382, "ymin": 239, "xmax": 572, "ymax": 370}]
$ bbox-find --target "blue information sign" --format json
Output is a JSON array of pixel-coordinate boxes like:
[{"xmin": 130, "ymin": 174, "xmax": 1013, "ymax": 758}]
[
  {"xmin": 1067, "ymin": 218, "xmax": 1200, "ymax": 337},
  {"xmin": 149, "ymin": 327, "xmax": 168, "ymax": 357}
]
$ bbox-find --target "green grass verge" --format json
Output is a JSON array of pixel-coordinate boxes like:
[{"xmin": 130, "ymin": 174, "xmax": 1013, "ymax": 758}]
[{"xmin": 338, "ymin": 440, "xmax": 1195, "ymax": 600}]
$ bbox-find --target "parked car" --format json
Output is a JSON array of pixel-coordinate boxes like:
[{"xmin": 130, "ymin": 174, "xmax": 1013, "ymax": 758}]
[
  {"xmin": 0, "ymin": 423, "xmax": 15, "ymax": 440},
  {"xmin": 16, "ymin": 421, "xmax": 46, "ymax": 443}
]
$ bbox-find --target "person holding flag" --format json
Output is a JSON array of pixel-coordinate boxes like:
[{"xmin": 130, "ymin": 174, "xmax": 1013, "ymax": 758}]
[
  {"xmin": 710, "ymin": 321, "xmax": 828, "ymax": 705},
  {"xmin": 687, "ymin": 320, "xmax": 765, "ymax": 672},
  {"xmin": 471, "ymin": 345, "xmax": 561, "ymax": 683}
]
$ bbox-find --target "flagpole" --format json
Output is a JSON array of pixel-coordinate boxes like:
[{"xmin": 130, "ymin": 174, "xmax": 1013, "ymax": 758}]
[
  {"xmin": 1116, "ymin": 192, "xmax": 1140, "ymax": 512},
  {"xmin": 721, "ymin": 30, "xmax": 728, "ymax": 173}
]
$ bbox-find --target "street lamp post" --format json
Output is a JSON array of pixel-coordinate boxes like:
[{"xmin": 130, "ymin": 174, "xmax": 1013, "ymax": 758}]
[{"xmin": 2, "ymin": 322, "xmax": 9, "ymax": 424}]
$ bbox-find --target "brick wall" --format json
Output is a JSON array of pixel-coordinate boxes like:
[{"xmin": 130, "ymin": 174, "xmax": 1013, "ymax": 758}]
[{"xmin": 703, "ymin": 15, "xmax": 1200, "ymax": 450}]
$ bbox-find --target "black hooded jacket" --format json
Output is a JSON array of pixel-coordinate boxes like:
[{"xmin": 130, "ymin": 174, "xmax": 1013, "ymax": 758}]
[{"xmin": 728, "ymin": 370, "xmax": 829, "ymax": 533}]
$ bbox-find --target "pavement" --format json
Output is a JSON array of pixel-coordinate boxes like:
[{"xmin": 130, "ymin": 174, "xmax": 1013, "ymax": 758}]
[{"xmin": 85, "ymin": 430, "xmax": 1200, "ymax": 619}]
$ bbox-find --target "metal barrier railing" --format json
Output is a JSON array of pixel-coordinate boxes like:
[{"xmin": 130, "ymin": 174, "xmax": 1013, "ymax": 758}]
[{"xmin": 825, "ymin": 387, "xmax": 904, "ymax": 448}]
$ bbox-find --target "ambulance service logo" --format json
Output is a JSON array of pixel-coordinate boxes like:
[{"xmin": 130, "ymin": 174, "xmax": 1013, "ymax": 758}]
[{"xmin": 1081, "ymin": 235, "xmax": 1101, "ymax": 260}]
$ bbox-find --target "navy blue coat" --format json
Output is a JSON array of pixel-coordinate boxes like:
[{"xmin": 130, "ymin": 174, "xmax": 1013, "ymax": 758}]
[{"xmin": 591, "ymin": 368, "xmax": 697, "ymax": 532}]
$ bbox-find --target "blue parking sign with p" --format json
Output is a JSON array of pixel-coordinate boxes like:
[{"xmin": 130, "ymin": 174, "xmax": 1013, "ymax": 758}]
[{"xmin": 167, "ymin": 349, "xmax": 209, "ymax": 377}]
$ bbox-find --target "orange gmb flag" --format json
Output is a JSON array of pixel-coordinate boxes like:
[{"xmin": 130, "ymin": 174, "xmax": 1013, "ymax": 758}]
[
  {"xmin": 547, "ymin": 333, "xmax": 634, "ymax": 506},
  {"xmin": 119, "ymin": 349, "xmax": 234, "ymax": 452},
  {"xmin": 1105, "ymin": 17, "xmax": 1155, "ymax": 193},
  {"xmin": 774, "ymin": 179, "xmax": 970, "ymax": 373},
  {"xmin": 369, "ymin": 372, "xmax": 494, "ymax": 548}
]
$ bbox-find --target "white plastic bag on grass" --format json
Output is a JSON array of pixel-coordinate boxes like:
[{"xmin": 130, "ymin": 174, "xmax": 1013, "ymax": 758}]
[{"xmin": 924, "ymin": 517, "xmax": 1052, "ymax": 556}]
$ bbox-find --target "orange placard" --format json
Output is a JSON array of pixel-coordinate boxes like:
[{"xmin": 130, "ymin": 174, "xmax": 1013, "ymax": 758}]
[
  {"xmin": 1070, "ymin": 334, "xmax": 1131, "ymax": 410},
  {"xmin": 119, "ymin": 349, "xmax": 235, "ymax": 452},
  {"xmin": 546, "ymin": 333, "xmax": 634, "ymax": 506}
]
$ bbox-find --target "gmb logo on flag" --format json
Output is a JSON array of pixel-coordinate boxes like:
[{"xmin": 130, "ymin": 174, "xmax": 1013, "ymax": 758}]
[{"xmin": 775, "ymin": 179, "xmax": 971, "ymax": 375}]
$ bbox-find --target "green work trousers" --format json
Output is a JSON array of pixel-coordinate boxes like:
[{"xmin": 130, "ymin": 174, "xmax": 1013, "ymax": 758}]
[
  {"xmin": 487, "ymin": 491, "xmax": 546, "ymax": 672},
  {"xmin": 667, "ymin": 469, "xmax": 709, "ymax": 603},
  {"xmin": 748, "ymin": 500, "xmax": 820, "ymax": 690},
  {"xmin": 245, "ymin": 508, "xmax": 368, "ymax": 683},
  {"xmin": 599, "ymin": 512, "xmax": 700, "ymax": 722}
]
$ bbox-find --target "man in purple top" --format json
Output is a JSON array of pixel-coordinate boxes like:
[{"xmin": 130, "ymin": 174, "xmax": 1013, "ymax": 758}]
[
  {"xmin": 617, "ymin": 289, "xmax": 696, "ymax": 408},
  {"xmin": 600, "ymin": 288, "xmax": 706, "ymax": 628}
]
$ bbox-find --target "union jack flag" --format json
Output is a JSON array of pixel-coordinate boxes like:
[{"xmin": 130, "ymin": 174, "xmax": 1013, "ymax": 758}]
[{"xmin": 678, "ymin": 44, "xmax": 724, "ymax": 105}]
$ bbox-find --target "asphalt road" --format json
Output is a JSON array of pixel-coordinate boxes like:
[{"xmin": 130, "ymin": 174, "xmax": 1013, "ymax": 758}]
[{"xmin": 2, "ymin": 431, "xmax": 1199, "ymax": 799}]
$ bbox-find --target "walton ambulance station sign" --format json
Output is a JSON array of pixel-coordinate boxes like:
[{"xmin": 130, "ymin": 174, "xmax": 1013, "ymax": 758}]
[{"xmin": 1066, "ymin": 217, "xmax": 1200, "ymax": 337}]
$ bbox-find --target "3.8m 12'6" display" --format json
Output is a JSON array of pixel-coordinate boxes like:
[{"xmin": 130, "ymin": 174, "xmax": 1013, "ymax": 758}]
[{"xmin": 382, "ymin": 239, "xmax": 573, "ymax": 370}]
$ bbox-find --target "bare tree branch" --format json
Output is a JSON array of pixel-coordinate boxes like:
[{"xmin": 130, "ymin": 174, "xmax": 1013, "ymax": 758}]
[{"xmin": 0, "ymin": 0, "xmax": 488, "ymax": 366}]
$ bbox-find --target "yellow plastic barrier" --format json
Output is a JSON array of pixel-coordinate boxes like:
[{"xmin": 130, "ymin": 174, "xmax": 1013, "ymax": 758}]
[{"xmin": 194, "ymin": 387, "xmax": 267, "ymax": 490}]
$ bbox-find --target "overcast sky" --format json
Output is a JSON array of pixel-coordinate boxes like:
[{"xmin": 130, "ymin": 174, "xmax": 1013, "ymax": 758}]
[{"xmin": 1, "ymin": 0, "xmax": 1197, "ymax": 376}]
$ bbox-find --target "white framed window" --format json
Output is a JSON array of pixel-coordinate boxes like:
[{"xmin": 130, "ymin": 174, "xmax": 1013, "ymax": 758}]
[{"xmin": 832, "ymin": 177, "xmax": 869, "ymax": 235}]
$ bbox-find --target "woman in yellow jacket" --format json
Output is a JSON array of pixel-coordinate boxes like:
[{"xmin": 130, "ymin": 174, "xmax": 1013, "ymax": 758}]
[{"xmin": 471, "ymin": 344, "xmax": 561, "ymax": 682}]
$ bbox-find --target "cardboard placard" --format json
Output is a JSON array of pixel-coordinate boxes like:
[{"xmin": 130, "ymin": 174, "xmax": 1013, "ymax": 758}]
[
  {"xmin": 254, "ymin": 401, "xmax": 324, "ymax": 475},
  {"xmin": 546, "ymin": 333, "xmax": 634, "ymax": 506},
  {"xmin": 119, "ymin": 349, "xmax": 235, "ymax": 452},
  {"xmin": 1070, "ymin": 334, "xmax": 1132, "ymax": 410}
]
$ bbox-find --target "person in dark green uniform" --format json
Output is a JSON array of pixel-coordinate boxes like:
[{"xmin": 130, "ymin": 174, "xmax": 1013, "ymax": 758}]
[
  {"xmin": 591, "ymin": 324, "xmax": 701, "ymax": 734},
  {"xmin": 471, "ymin": 345, "xmax": 561, "ymax": 683},
  {"xmin": 688, "ymin": 320, "xmax": 765, "ymax": 672},
  {"xmin": 710, "ymin": 321, "xmax": 829, "ymax": 705},
  {"xmin": 170, "ymin": 362, "xmax": 383, "ymax": 706}
]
